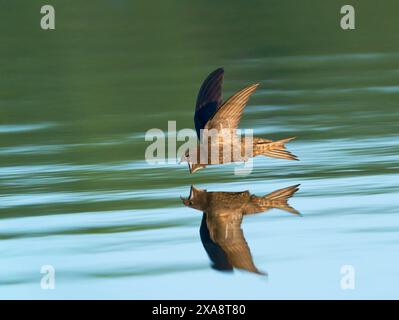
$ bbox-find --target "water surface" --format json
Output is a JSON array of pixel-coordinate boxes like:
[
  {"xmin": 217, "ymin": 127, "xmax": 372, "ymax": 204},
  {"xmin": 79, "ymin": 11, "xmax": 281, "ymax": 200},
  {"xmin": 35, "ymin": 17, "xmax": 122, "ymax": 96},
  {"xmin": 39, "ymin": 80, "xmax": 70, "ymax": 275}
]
[{"xmin": 1, "ymin": 0, "xmax": 399, "ymax": 299}]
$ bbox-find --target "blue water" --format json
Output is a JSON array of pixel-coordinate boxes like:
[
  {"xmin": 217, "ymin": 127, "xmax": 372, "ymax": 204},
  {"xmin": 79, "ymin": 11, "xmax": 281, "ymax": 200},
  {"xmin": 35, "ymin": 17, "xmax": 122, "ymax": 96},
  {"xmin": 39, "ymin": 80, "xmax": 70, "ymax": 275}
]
[{"xmin": 1, "ymin": 0, "xmax": 399, "ymax": 299}]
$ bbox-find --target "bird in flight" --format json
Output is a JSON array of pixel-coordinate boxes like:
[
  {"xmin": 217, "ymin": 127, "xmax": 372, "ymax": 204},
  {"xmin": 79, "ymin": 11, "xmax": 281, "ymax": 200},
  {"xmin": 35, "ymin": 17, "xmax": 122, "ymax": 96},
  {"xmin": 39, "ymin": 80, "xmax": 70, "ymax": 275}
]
[
  {"xmin": 181, "ymin": 68, "xmax": 298, "ymax": 173},
  {"xmin": 181, "ymin": 184, "xmax": 300, "ymax": 275}
]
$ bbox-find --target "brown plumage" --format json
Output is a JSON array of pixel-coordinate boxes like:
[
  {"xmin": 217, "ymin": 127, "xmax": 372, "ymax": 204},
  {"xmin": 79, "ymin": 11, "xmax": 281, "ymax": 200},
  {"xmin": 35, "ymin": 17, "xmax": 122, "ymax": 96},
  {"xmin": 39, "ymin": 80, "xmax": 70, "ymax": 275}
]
[
  {"xmin": 181, "ymin": 184, "xmax": 300, "ymax": 275},
  {"xmin": 183, "ymin": 68, "xmax": 298, "ymax": 173}
]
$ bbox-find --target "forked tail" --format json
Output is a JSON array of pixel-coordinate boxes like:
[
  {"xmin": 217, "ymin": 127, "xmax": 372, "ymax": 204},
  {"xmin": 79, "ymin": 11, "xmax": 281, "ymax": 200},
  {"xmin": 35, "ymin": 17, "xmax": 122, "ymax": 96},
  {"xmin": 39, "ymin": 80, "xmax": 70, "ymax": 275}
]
[
  {"xmin": 262, "ymin": 184, "xmax": 300, "ymax": 214},
  {"xmin": 254, "ymin": 137, "xmax": 298, "ymax": 161},
  {"xmin": 245, "ymin": 184, "xmax": 301, "ymax": 215}
]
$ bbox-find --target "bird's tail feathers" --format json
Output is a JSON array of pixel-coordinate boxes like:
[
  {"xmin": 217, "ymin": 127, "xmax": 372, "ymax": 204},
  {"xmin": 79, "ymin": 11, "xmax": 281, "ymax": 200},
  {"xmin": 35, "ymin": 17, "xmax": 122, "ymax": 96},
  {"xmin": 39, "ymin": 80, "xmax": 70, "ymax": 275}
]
[
  {"xmin": 261, "ymin": 184, "xmax": 301, "ymax": 215},
  {"xmin": 254, "ymin": 137, "xmax": 298, "ymax": 161}
]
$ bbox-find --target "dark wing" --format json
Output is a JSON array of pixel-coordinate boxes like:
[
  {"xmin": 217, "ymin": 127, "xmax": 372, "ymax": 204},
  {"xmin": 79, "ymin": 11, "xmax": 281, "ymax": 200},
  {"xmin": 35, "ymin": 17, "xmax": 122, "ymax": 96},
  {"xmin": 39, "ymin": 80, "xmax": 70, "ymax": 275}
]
[
  {"xmin": 199, "ymin": 213, "xmax": 233, "ymax": 272},
  {"xmin": 204, "ymin": 83, "xmax": 259, "ymax": 132},
  {"xmin": 194, "ymin": 68, "xmax": 224, "ymax": 138},
  {"xmin": 243, "ymin": 184, "xmax": 301, "ymax": 215}
]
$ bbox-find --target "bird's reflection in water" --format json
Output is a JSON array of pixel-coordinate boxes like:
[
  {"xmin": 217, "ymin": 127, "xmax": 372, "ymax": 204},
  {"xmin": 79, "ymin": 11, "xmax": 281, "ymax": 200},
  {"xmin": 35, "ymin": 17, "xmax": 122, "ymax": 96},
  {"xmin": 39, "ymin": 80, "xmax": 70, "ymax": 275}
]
[{"xmin": 181, "ymin": 184, "xmax": 300, "ymax": 276}]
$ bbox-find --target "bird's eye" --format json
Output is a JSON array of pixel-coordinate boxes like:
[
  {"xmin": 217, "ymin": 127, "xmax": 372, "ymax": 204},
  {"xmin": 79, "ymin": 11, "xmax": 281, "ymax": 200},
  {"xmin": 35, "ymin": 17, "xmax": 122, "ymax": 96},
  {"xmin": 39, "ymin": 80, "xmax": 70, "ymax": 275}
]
[{"xmin": 188, "ymin": 201, "xmax": 193, "ymax": 206}]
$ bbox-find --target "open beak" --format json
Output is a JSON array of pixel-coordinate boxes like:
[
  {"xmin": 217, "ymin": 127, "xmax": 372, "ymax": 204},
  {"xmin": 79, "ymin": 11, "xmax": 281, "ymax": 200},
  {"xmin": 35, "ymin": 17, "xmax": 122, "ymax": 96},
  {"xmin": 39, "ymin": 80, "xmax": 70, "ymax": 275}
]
[
  {"xmin": 180, "ymin": 186, "xmax": 194, "ymax": 205},
  {"xmin": 180, "ymin": 186, "xmax": 194, "ymax": 202},
  {"xmin": 188, "ymin": 163, "xmax": 204, "ymax": 174},
  {"xmin": 188, "ymin": 185, "xmax": 194, "ymax": 199}
]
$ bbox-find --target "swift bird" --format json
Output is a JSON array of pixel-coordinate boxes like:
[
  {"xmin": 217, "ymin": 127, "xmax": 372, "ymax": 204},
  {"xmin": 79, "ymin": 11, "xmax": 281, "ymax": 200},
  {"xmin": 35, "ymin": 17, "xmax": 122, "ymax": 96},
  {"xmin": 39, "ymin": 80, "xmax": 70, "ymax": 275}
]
[
  {"xmin": 181, "ymin": 68, "xmax": 298, "ymax": 173},
  {"xmin": 181, "ymin": 184, "xmax": 300, "ymax": 275}
]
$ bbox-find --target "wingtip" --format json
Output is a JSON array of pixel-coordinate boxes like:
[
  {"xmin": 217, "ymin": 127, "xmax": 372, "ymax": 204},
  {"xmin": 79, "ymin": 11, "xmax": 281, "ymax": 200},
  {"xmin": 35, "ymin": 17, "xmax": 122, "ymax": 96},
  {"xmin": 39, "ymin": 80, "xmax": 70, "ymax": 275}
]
[
  {"xmin": 257, "ymin": 270, "xmax": 268, "ymax": 277},
  {"xmin": 213, "ymin": 67, "xmax": 224, "ymax": 74},
  {"xmin": 291, "ymin": 210, "xmax": 303, "ymax": 217},
  {"xmin": 245, "ymin": 83, "xmax": 260, "ymax": 93}
]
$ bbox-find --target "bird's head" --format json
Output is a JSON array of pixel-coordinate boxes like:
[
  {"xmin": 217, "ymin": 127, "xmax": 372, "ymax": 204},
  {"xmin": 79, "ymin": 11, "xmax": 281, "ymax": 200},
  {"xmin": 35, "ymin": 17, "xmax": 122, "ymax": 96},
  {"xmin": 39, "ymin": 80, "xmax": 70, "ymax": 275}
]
[
  {"xmin": 179, "ymin": 149, "xmax": 190, "ymax": 164},
  {"xmin": 180, "ymin": 185, "xmax": 207, "ymax": 211},
  {"xmin": 179, "ymin": 149, "xmax": 206, "ymax": 174}
]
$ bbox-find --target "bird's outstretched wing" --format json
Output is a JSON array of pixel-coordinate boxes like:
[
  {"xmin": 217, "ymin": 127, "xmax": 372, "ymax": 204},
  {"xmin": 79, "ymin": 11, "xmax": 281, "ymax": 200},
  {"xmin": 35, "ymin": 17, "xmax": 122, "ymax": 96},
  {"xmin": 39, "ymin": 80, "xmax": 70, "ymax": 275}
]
[
  {"xmin": 206, "ymin": 212, "xmax": 266, "ymax": 275},
  {"xmin": 194, "ymin": 68, "xmax": 224, "ymax": 138},
  {"xmin": 243, "ymin": 184, "xmax": 301, "ymax": 215},
  {"xmin": 199, "ymin": 213, "xmax": 233, "ymax": 272},
  {"xmin": 204, "ymin": 83, "xmax": 259, "ymax": 133},
  {"xmin": 220, "ymin": 231, "xmax": 266, "ymax": 275}
]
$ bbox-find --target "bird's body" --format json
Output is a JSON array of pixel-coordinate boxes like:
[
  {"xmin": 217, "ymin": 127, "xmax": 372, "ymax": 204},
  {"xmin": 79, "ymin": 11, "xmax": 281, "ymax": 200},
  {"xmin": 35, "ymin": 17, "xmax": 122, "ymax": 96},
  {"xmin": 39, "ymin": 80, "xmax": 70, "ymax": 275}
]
[
  {"xmin": 182, "ymin": 68, "xmax": 298, "ymax": 173},
  {"xmin": 181, "ymin": 184, "xmax": 300, "ymax": 275},
  {"xmin": 188, "ymin": 136, "xmax": 297, "ymax": 173}
]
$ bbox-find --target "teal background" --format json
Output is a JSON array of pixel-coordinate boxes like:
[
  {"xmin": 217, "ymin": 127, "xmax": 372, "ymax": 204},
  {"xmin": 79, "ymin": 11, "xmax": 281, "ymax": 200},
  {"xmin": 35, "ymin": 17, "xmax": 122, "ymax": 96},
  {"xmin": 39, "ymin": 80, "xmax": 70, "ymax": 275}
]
[{"xmin": 0, "ymin": 0, "xmax": 398, "ymax": 298}]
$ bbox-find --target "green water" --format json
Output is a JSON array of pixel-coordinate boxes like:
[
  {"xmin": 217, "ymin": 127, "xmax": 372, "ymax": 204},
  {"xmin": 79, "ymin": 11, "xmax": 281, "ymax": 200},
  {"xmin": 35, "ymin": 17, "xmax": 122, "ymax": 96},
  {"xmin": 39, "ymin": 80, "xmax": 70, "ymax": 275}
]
[{"xmin": 1, "ymin": 0, "xmax": 399, "ymax": 299}]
